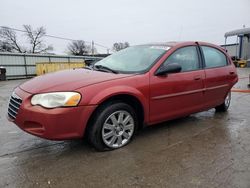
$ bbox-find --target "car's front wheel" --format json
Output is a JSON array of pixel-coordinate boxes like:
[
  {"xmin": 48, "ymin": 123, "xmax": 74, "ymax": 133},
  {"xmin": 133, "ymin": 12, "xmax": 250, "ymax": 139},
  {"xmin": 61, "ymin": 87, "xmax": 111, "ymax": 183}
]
[
  {"xmin": 215, "ymin": 91, "xmax": 231, "ymax": 112},
  {"xmin": 88, "ymin": 102, "xmax": 138, "ymax": 151}
]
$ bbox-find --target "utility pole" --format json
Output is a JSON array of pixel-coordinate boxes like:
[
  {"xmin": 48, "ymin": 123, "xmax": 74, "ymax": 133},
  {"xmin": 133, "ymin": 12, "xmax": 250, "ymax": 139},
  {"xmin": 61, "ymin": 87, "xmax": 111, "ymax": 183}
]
[{"xmin": 91, "ymin": 40, "xmax": 94, "ymax": 55}]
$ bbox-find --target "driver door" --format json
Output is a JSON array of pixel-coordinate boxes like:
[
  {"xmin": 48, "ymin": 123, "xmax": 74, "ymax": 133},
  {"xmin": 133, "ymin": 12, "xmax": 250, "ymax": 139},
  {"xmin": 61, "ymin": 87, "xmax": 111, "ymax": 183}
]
[{"xmin": 149, "ymin": 45, "xmax": 205, "ymax": 124}]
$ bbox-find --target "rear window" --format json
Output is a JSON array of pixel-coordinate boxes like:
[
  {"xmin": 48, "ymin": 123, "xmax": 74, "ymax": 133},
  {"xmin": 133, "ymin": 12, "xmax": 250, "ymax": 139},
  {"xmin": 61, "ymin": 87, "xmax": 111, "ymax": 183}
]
[{"xmin": 201, "ymin": 46, "xmax": 228, "ymax": 68}]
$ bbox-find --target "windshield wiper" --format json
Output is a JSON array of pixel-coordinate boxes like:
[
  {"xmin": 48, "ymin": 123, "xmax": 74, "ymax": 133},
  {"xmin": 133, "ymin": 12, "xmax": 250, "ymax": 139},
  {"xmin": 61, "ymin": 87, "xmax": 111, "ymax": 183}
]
[{"xmin": 94, "ymin": 65, "xmax": 118, "ymax": 74}]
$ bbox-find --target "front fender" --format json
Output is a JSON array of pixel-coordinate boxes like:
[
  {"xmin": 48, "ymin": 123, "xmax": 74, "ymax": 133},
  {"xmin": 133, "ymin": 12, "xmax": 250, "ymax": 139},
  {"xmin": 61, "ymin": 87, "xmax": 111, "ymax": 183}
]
[{"xmin": 89, "ymin": 85, "xmax": 149, "ymax": 122}]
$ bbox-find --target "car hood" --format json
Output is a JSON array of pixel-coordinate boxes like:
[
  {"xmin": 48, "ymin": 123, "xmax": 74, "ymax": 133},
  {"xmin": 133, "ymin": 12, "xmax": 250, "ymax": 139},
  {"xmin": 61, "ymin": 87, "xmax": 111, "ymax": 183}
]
[{"xmin": 20, "ymin": 69, "xmax": 132, "ymax": 94}]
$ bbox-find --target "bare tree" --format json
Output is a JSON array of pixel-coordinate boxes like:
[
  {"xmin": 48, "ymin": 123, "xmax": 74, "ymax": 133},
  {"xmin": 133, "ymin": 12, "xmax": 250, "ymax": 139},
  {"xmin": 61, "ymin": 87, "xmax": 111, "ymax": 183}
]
[
  {"xmin": 0, "ymin": 27, "xmax": 25, "ymax": 53},
  {"xmin": 68, "ymin": 40, "xmax": 93, "ymax": 55},
  {"xmin": 0, "ymin": 25, "xmax": 53, "ymax": 53},
  {"xmin": 113, "ymin": 42, "xmax": 130, "ymax": 51},
  {"xmin": 23, "ymin": 25, "xmax": 53, "ymax": 53},
  {"xmin": 0, "ymin": 41, "xmax": 12, "ymax": 52}
]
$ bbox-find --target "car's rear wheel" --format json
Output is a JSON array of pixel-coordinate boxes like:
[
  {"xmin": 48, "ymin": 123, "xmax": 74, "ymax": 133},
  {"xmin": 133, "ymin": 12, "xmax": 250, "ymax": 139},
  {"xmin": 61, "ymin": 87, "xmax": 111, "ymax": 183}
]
[
  {"xmin": 88, "ymin": 102, "xmax": 138, "ymax": 151},
  {"xmin": 215, "ymin": 91, "xmax": 231, "ymax": 112}
]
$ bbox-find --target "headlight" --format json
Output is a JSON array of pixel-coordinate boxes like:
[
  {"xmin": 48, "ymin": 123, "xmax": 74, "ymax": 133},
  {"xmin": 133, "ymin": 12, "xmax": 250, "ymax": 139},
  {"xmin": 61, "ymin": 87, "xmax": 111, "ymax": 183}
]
[{"xmin": 31, "ymin": 92, "xmax": 81, "ymax": 108}]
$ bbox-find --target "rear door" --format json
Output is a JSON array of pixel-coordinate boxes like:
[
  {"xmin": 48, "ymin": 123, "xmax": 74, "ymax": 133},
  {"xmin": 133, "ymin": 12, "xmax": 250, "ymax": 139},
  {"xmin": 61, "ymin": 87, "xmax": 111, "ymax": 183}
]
[
  {"xmin": 149, "ymin": 45, "xmax": 205, "ymax": 124},
  {"xmin": 200, "ymin": 45, "xmax": 237, "ymax": 108}
]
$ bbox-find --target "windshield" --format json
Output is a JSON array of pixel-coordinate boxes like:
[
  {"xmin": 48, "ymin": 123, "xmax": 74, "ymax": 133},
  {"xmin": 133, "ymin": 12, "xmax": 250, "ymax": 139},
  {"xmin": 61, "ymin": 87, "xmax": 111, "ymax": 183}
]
[{"xmin": 94, "ymin": 45, "xmax": 169, "ymax": 73}]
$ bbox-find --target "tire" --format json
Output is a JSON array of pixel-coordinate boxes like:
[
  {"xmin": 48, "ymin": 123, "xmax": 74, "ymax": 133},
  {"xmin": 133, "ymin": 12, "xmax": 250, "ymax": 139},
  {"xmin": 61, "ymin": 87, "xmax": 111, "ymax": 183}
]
[
  {"xmin": 215, "ymin": 92, "xmax": 231, "ymax": 112},
  {"xmin": 88, "ymin": 102, "xmax": 138, "ymax": 151}
]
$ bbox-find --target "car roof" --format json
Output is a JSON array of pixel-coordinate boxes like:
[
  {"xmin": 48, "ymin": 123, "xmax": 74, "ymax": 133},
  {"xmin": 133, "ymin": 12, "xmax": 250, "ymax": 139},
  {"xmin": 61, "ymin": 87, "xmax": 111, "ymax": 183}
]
[
  {"xmin": 138, "ymin": 41, "xmax": 224, "ymax": 51},
  {"xmin": 140, "ymin": 41, "xmax": 181, "ymax": 47}
]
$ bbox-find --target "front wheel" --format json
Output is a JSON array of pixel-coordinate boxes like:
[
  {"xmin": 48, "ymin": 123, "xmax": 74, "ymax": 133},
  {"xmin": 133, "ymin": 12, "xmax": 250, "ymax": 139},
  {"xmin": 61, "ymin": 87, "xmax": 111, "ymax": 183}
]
[
  {"xmin": 215, "ymin": 92, "xmax": 231, "ymax": 112},
  {"xmin": 88, "ymin": 102, "xmax": 138, "ymax": 151}
]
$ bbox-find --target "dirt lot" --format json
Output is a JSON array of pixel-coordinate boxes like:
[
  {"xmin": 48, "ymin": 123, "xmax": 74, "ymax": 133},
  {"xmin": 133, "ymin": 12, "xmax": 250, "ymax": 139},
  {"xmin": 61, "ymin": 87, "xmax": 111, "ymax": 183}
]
[{"xmin": 0, "ymin": 68, "xmax": 250, "ymax": 188}]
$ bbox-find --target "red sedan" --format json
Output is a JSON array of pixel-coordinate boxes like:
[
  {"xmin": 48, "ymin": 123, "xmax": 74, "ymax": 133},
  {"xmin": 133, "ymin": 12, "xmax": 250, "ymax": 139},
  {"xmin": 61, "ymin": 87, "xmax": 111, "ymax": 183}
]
[{"xmin": 8, "ymin": 42, "xmax": 238, "ymax": 151}]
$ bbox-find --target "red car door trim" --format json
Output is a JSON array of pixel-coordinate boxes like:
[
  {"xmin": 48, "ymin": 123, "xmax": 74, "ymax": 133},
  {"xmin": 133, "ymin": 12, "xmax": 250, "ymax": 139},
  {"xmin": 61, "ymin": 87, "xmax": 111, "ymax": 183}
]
[
  {"xmin": 151, "ymin": 88, "xmax": 205, "ymax": 100},
  {"xmin": 205, "ymin": 84, "xmax": 229, "ymax": 91}
]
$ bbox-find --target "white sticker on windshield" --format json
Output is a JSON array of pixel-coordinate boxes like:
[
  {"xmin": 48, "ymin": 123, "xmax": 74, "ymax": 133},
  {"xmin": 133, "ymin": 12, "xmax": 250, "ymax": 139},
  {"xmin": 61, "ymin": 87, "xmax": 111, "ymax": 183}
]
[{"xmin": 150, "ymin": 46, "xmax": 171, "ymax": 51}]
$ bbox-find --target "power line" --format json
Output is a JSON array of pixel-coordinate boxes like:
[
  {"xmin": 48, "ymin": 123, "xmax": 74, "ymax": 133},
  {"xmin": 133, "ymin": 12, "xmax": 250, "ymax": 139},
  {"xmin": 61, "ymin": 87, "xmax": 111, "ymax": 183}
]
[{"xmin": 0, "ymin": 26, "xmax": 113, "ymax": 51}]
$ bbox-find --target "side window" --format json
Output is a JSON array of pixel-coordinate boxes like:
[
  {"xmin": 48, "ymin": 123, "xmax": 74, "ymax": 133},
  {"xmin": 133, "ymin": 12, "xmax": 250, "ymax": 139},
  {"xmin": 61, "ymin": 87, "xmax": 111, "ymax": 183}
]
[
  {"xmin": 162, "ymin": 46, "xmax": 200, "ymax": 72},
  {"xmin": 201, "ymin": 46, "xmax": 227, "ymax": 68}
]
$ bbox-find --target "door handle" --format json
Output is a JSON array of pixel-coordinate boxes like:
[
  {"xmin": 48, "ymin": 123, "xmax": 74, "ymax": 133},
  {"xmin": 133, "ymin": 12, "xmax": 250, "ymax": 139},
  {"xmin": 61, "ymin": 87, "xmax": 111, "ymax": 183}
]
[
  {"xmin": 194, "ymin": 75, "xmax": 201, "ymax": 80},
  {"xmin": 229, "ymin": 71, "xmax": 235, "ymax": 75}
]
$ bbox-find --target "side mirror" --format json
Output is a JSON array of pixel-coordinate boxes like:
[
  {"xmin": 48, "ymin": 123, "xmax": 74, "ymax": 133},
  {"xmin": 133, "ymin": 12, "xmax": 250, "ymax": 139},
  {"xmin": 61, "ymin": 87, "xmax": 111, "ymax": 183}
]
[{"xmin": 155, "ymin": 63, "xmax": 182, "ymax": 76}]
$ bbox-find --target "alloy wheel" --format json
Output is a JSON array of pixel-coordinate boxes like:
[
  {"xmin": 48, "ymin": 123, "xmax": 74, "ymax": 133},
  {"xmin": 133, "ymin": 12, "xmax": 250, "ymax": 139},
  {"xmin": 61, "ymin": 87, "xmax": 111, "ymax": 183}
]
[
  {"xmin": 101, "ymin": 110, "xmax": 135, "ymax": 148},
  {"xmin": 225, "ymin": 92, "xmax": 231, "ymax": 108}
]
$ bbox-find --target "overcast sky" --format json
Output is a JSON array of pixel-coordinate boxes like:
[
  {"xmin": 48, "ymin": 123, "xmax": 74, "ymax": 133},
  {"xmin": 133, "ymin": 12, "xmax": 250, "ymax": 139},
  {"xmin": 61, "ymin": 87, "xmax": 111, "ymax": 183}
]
[{"xmin": 0, "ymin": 0, "xmax": 250, "ymax": 54}]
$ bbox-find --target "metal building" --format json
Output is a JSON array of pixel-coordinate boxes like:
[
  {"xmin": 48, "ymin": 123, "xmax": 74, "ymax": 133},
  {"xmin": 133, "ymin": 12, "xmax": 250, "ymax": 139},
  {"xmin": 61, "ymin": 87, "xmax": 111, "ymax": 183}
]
[
  {"xmin": 0, "ymin": 52, "xmax": 102, "ymax": 79},
  {"xmin": 223, "ymin": 27, "xmax": 250, "ymax": 60}
]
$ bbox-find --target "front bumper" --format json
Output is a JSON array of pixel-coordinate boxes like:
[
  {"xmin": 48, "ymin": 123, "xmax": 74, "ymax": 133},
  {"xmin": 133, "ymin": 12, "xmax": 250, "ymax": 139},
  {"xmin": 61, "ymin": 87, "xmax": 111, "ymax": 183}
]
[{"xmin": 9, "ymin": 87, "xmax": 97, "ymax": 140}]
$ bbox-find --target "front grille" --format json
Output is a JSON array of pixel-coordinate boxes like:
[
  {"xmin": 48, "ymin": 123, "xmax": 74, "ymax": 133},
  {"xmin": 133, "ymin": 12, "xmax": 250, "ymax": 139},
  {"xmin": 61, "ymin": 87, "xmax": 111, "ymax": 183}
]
[{"xmin": 8, "ymin": 92, "xmax": 22, "ymax": 120}]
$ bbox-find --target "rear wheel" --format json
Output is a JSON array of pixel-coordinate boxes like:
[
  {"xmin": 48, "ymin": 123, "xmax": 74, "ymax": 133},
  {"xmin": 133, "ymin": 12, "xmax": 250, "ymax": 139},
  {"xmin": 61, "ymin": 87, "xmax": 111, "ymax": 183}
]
[
  {"xmin": 215, "ymin": 92, "xmax": 231, "ymax": 112},
  {"xmin": 88, "ymin": 102, "xmax": 138, "ymax": 151}
]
